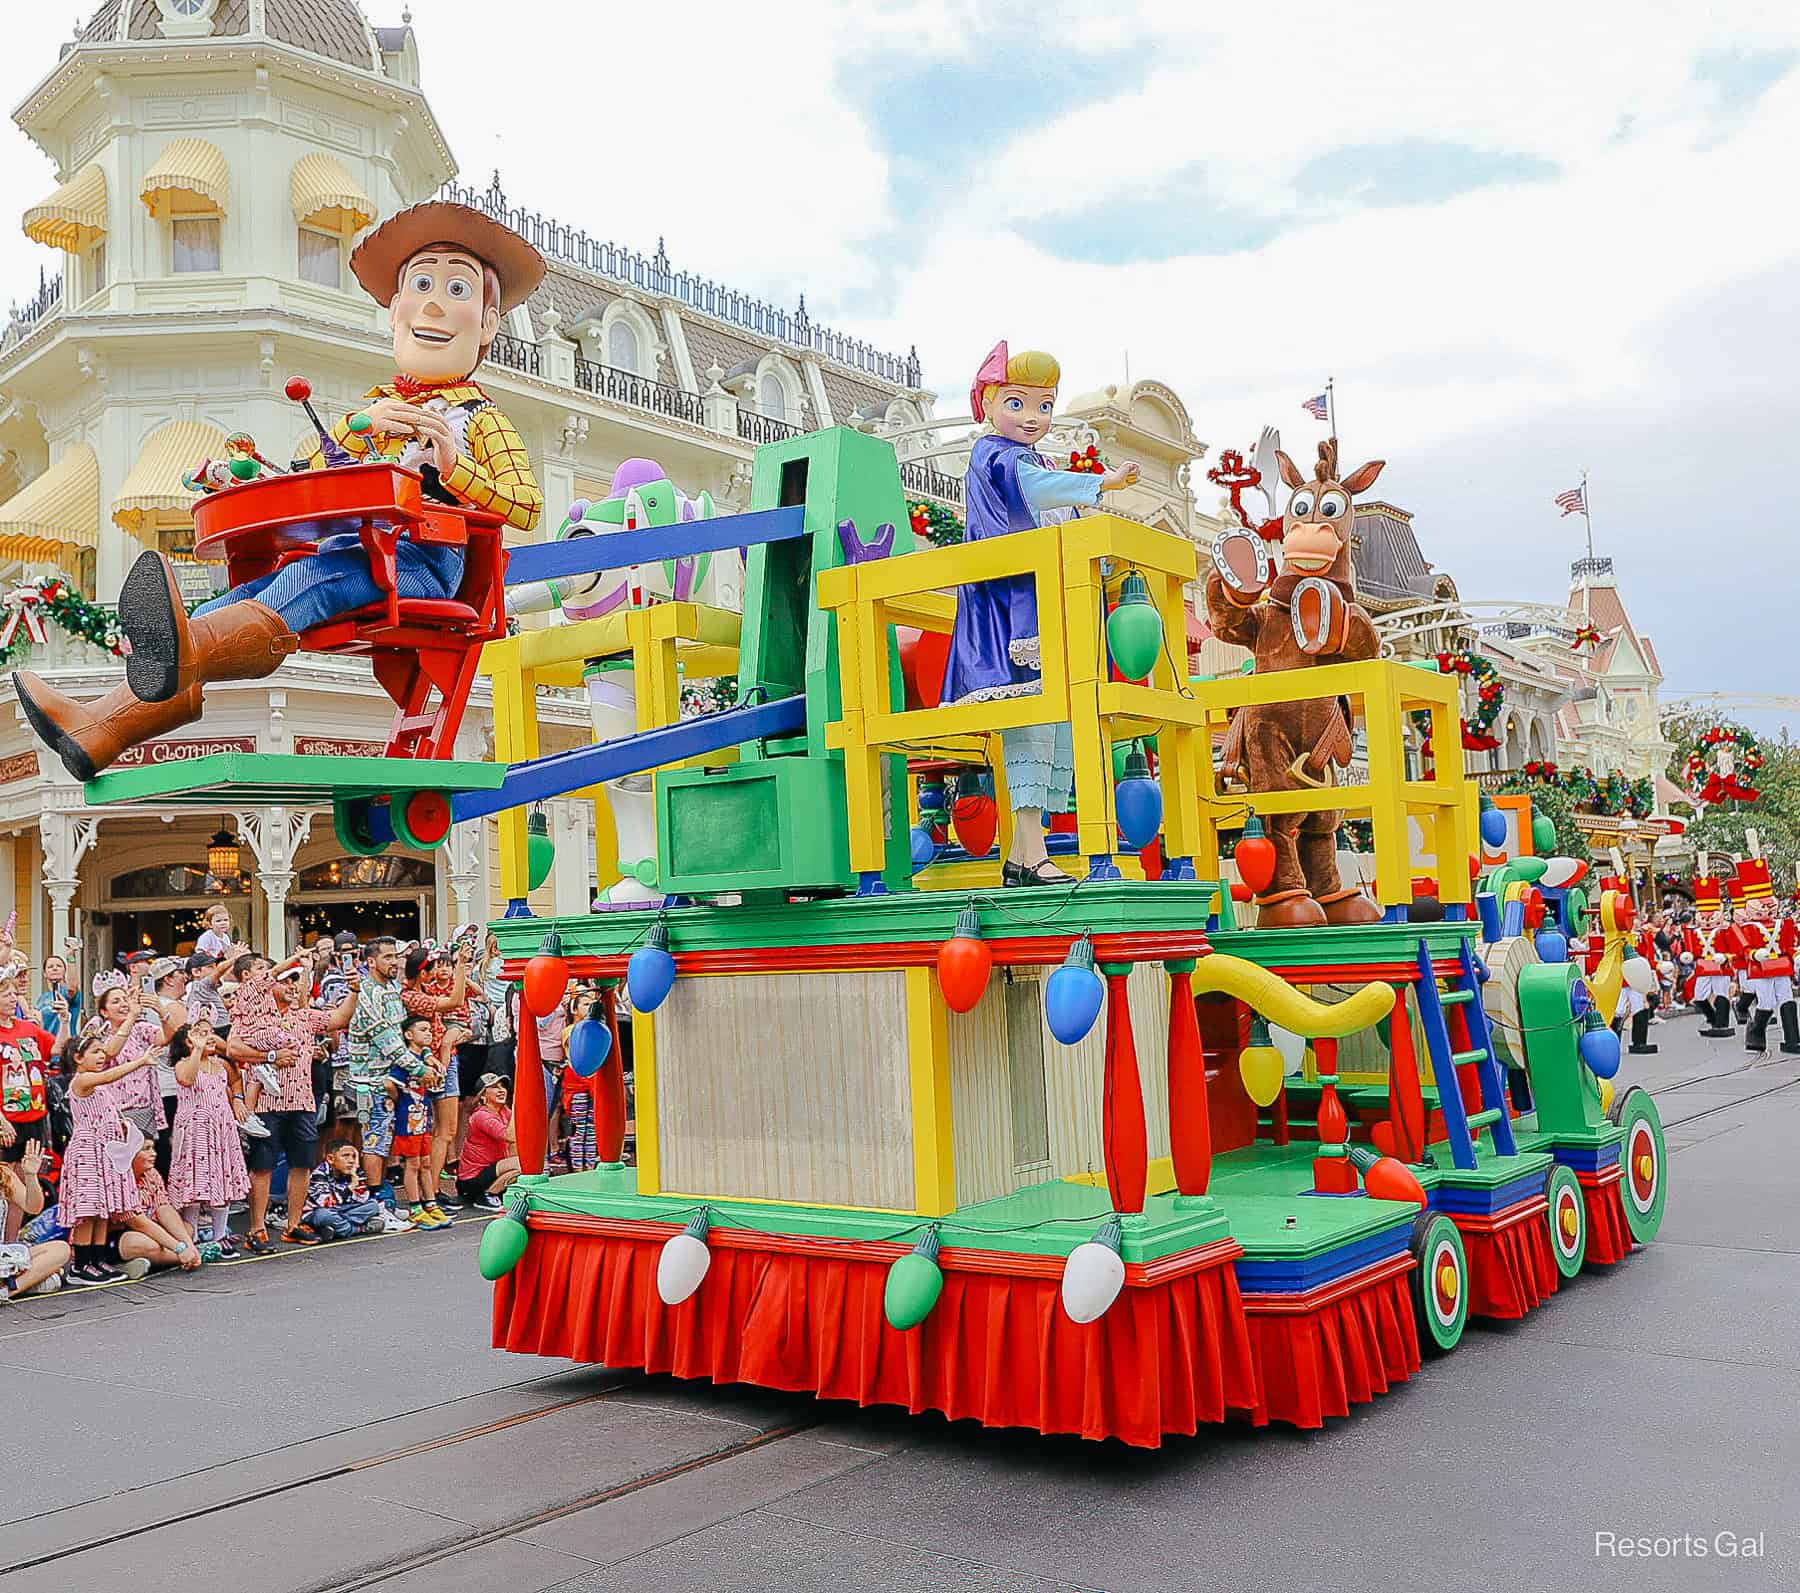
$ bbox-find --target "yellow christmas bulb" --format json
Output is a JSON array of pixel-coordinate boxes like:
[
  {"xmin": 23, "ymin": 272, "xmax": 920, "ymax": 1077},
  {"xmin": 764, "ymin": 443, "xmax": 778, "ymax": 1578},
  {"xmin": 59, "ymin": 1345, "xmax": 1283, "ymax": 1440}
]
[{"xmin": 1239, "ymin": 1043, "xmax": 1285, "ymax": 1108}]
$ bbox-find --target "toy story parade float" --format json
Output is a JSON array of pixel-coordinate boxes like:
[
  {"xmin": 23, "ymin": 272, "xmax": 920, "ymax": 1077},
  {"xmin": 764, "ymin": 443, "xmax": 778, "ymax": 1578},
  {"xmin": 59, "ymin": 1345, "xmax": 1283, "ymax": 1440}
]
[{"xmin": 30, "ymin": 306, "xmax": 1669, "ymax": 1446}]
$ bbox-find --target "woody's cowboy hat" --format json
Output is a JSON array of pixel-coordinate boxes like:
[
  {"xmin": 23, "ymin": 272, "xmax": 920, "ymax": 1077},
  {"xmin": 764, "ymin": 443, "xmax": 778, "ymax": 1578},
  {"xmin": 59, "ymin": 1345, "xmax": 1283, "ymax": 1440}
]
[{"xmin": 351, "ymin": 201, "xmax": 546, "ymax": 314}]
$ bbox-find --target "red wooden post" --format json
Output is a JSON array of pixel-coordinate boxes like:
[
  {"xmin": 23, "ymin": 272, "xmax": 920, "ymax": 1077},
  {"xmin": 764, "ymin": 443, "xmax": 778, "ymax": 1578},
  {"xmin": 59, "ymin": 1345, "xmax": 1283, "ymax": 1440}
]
[
  {"xmin": 1164, "ymin": 958, "xmax": 1211, "ymax": 1197},
  {"xmin": 513, "ymin": 1002, "xmax": 548, "ymax": 1176},
  {"xmin": 1312, "ymin": 1037, "xmax": 1358, "ymax": 1193},
  {"xmin": 1100, "ymin": 964, "xmax": 1148, "ymax": 1214},
  {"xmin": 1386, "ymin": 987, "xmax": 1426, "ymax": 1163},
  {"xmin": 594, "ymin": 984, "xmax": 628, "ymax": 1164}
]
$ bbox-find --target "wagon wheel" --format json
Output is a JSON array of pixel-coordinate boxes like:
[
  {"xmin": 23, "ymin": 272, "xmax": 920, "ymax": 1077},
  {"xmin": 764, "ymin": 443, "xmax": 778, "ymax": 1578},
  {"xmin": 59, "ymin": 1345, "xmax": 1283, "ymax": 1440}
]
[
  {"xmin": 391, "ymin": 789, "xmax": 453, "ymax": 851},
  {"xmin": 1545, "ymin": 1163, "xmax": 1586, "ymax": 1279},
  {"xmin": 1608, "ymin": 1085, "xmax": 1666, "ymax": 1245},
  {"xmin": 333, "ymin": 797, "xmax": 392, "ymax": 858},
  {"xmin": 1410, "ymin": 1211, "xmax": 1468, "ymax": 1354}
]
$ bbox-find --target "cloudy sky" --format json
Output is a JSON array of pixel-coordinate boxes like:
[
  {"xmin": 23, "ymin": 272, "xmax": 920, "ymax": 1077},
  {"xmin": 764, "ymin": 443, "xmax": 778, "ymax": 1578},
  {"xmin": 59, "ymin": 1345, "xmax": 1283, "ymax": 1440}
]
[{"xmin": 3, "ymin": 2, "xmax": 1797, "ymax": 735}]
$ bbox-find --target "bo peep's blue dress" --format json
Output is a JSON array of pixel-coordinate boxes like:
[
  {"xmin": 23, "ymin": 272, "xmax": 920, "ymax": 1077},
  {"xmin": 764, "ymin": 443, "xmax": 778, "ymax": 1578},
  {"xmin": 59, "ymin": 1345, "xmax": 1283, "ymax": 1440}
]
[{"xmin": 940, "ymin": 434, "xmax": 1103, "ymax": 811}]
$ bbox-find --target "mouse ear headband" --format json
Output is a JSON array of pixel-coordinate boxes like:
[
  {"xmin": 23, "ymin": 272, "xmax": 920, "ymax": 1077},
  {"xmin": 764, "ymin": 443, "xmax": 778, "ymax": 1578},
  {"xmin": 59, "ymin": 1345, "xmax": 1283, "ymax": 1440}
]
[{"xmin": 969, "ymin": 340, "xmax": 1009, "ymax": 423}]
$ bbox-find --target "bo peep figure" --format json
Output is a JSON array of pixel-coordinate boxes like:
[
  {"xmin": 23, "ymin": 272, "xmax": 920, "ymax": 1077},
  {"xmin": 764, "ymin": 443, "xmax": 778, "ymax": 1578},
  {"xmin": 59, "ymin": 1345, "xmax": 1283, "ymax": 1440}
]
[{"xmin": 940, "ymin": 343, "xmax": 1140, "ymax": 886}]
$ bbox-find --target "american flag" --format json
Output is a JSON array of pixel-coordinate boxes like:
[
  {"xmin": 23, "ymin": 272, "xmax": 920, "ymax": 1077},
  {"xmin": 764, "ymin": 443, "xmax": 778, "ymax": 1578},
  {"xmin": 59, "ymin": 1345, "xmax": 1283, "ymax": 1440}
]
[
  {"xmin": 1301, "ymin": 392, "xmax": 1329, "ymax": 421},
  {"xmin": 1554, "ymin": 484, "xmax": 1586, "ymax": 516}
]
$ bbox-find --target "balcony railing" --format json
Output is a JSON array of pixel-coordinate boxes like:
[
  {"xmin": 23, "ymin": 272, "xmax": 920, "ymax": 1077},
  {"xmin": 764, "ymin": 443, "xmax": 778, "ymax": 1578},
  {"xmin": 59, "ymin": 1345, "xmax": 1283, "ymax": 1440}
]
[
  {"xmin": 899, "ymin": 458, "xmax": 965, "ymax": 507},
  {"xmin": 487, "ymin": 330, "xmax": 541, "ymax": 377},
  {"xmin": 4, "ymin": 270, "xmax": 63, "ymax": 345},
  {"xmin": 574, "ymin": 356, "xmax": 705, "ymax": 427},
  {"xmin": 736, "ymin": 409, "xmax": 801, "ymax": 446},
  {"xmin": 442, "ymin": 175, "xmax": 922, "ymax": 390},
  {"xmin": 1571, "ymin": 556, "xmax": 1613, "ymax": 580}
]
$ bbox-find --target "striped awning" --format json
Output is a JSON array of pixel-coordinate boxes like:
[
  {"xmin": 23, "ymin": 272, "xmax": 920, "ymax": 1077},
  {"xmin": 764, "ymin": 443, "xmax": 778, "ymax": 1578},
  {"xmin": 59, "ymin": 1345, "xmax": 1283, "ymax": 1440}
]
[
  {"xmin": 112, "ymin": 420, "xmax": 226, "ymax": 536},
  {"xmin": 140, "ymin": 138, "xmax": 229, "ymax": 217},
  {"xmin": 22, "ymin": 163, "xmax": 107, "ymax": 252},
  {"xmin": 0, "ymin": 443, "xmax": 99, "ymax": 562},
  {"xmin": 290, "ymin": 153, "xmax": 373, "ymax": 236}
]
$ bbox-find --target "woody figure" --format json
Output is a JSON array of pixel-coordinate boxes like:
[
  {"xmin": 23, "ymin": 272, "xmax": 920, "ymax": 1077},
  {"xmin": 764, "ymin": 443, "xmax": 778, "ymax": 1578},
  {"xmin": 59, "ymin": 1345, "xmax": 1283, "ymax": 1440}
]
[{"xmin": 16, "ymin": 201, "xmax": 546, "ymax": 780}]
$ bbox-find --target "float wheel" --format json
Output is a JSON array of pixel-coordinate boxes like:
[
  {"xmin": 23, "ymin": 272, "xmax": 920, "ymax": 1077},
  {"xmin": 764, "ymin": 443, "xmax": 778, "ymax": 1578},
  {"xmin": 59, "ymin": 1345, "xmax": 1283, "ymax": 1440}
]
[
  {"xmin": 1608, "ymin": 1085, "xmax": 1666, "ymax": 1244},
  {"xmin": 1410, "ymin": 1211, "xmax": 1468, "ymax": 1354},
  {"xmin": 392, "ymin": 789, "xmax": 453, "ymax": 850},
  {"xmin": 333, "ymin": 797, "xmax": 391, "ymax": 858},
  {"xmin": 1545, "ymin": 1164, "xmax": 1586, "ymax": 1279}
]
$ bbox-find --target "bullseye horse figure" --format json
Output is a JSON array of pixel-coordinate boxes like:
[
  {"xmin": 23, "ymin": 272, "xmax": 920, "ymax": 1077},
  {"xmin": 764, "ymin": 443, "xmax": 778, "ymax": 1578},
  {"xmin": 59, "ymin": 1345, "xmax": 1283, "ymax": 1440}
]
[{"xmin": 1203, "ymin": 437, "xmax": 1386, "ymax": 929}]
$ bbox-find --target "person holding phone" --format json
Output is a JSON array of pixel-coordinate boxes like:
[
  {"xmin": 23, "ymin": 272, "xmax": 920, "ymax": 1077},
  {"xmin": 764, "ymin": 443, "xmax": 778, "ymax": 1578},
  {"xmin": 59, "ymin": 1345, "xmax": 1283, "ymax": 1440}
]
[
  {"xmin": 35, "ymin": 952, "xmax": 80, "ymax": 1037},
  {"xmin": 0, "ymin": 965, "xmax": 60, "ymax": 1244}
]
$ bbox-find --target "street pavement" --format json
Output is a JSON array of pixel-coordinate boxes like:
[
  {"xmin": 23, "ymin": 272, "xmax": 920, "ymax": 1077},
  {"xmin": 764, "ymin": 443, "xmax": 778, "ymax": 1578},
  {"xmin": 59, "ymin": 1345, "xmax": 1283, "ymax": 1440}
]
[{"xmin": 3, "ymin": 1013, "xmax": 1796, "ymax": 1593}]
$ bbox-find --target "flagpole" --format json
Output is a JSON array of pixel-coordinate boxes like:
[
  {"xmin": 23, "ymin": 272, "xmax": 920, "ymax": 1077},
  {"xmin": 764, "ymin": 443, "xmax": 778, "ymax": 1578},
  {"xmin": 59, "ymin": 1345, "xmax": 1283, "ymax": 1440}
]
[
  {"xmin": 1326, "ymin": 376, "xmax": 1337, "ymax": 444},
  {"xmin": 1582, "ymin": 468, "xmax": 1594, "ymax": 564}
]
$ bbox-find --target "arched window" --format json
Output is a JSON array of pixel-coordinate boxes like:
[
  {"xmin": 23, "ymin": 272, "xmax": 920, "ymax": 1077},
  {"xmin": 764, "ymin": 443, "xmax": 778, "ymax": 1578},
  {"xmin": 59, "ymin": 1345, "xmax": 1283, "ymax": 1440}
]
[
  {"xmin": 759, "ymin": 373, "xmax": 788, "ymax": 421},
  {"xmin": 607, "ymin": 318, "xmax": 640, "ymax": 375}
]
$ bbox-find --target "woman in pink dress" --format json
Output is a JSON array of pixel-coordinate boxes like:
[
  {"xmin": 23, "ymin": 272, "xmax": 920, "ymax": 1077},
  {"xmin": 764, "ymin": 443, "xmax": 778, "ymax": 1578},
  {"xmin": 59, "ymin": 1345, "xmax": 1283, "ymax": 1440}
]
[
  {"xmin": 166, "ymin": 1018, "xmax": 249, "ymax": 1252},
  {"xmin": 59, "ymin": 1031, "xmax": 154, "ymax": 1286},
  {"xmin": 89, "ymin": 976, "xmax": 168, "ymax": 1138}
]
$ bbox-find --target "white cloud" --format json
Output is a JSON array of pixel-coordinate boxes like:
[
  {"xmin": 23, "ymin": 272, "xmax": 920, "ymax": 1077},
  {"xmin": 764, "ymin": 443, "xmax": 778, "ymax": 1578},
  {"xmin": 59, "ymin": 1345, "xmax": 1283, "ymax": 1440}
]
[{"xmin": 1, "ymin": 1, "xmax": 1796, "ymax": 734}]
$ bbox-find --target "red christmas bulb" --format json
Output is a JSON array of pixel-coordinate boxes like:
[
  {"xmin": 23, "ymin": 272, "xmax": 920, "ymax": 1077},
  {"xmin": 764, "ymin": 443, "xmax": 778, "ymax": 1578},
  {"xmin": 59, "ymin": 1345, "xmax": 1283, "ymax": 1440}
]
[
  {"xmin": 1235, "ymin": 814, "xmax": 1277, "ymax": 895},
  {"xmin": 936, "ymin": 905, "xmax": 992, "ymax": 1014},
  {"xmin": 522, "ymin": 928, "xmax": 571, "ymax": 1018},
  {"xmin": 951, "ymin": 792, "xmax": 998, "ymax": 859}
]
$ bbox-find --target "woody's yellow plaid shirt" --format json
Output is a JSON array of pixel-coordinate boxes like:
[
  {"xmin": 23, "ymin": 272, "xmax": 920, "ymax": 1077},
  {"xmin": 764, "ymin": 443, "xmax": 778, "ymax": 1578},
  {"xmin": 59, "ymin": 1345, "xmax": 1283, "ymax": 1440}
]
[{"xmin": 323, "ymin": 381, "xmax": 543, "ymax": 535}]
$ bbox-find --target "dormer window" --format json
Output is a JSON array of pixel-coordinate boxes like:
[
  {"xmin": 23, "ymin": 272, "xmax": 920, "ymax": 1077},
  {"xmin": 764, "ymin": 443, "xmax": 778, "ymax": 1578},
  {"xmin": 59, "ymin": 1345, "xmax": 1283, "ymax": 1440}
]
[{"xmin": 157, "ymin": 0, "xmax": 219, "ymax": 39}]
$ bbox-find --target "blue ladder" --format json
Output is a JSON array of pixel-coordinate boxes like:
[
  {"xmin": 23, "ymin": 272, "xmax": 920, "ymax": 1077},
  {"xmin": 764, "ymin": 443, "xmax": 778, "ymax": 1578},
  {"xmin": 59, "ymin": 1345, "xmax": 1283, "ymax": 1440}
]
[{"xmin": 1413, "ymin": 937, "xmax": 1518, "ymax": 1171}]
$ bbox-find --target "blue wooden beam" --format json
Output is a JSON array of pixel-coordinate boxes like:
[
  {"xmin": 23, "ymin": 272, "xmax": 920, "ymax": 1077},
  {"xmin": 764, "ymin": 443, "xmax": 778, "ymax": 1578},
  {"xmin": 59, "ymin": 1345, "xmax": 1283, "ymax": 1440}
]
[
  {"xmin": 502, "ymin": 505, "xmax": 807, "ymax": 586},
  {"xmin": 450, "ymin": 694, "xmax": 808, "ymax": 822}
]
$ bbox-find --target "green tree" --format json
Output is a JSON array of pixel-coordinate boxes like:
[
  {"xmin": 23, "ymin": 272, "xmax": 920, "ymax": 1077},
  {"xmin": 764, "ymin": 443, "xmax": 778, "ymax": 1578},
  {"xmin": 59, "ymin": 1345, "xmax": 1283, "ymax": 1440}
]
[{"xmin": 1661, "ymin": 711, "xmax": 1800, "ymax": 879}]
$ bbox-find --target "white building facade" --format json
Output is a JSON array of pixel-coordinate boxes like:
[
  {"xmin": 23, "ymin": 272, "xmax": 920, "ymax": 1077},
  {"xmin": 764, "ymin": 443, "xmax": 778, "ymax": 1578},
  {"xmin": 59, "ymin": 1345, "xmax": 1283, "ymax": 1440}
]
[{"xmin": 0, "ymin": 0, "xmax": 930, "ymax": 974}]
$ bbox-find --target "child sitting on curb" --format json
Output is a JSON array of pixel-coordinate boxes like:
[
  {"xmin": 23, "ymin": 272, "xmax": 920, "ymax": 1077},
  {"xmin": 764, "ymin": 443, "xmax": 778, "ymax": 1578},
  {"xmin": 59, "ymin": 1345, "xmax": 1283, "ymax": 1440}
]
[{"xmin": 303, "ymin": 1143, "xmax": 384, "ymax": 1240}]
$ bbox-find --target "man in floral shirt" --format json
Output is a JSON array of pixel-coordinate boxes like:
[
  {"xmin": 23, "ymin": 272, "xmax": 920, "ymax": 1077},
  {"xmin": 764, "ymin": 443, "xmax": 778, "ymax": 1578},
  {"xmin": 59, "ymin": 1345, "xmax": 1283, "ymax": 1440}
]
[
  {"xmin": 224, "ymin": 957, "xmax": 357, "ymax": 1250},
  {"xmin": 0, "ymin": 965, "xmax": 58, "ymax": 1245}
]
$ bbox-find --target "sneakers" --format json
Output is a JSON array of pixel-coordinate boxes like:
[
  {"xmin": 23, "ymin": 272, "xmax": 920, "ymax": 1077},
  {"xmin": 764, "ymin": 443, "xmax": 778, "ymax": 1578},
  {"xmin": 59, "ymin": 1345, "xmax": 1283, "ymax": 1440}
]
[
  {"xmin": 422, "ymin": 1202, "xmax": 454, "ymax": 1227},
  {"xmin": 1, "ymin": 1271, "xmax": 62, "ymax": 1302},
  {"xmin": 245, "ymin": 1228, "xmax": 275, "ymax": 1255},
  {"xmin": 408, "ymin": 1204, "xmax": 451, "ymax": 1230},
  {"xmin": 121, "ymin": 1256, "xmax": 152, "ymax": 1281},
  {"xmin": 214, "ymin": 1234, "xmax": 240, "ymax": 1259},
  {"xmin": 281, "ymin": 1223, "xmax": 321, "ymax": 1247},
  {"xmin": 379, "ymin": 1209, "xmax": 412, "ymax": 1234},
  {"xmin": 199, "ymin": 1241, "xmax": 226, "ymax": 1263},
  {"xmin": 67, "ymin": 1262, "xmax": 120, "ymax": 1287},
  {"xmin": 253, "ymin": 1062, "xmax": 283, "ymax": 1097},
  {"xmin": 476, "ymin": 1193, "xmax": 505, "ymax": 1212},
  {"xmin": 240, "ymin": 1113, "xmax": 271, "ymax": 1139}
]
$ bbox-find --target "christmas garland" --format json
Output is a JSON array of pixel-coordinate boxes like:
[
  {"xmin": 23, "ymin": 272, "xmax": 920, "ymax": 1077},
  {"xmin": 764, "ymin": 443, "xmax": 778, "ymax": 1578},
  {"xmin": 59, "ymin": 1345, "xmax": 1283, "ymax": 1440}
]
[
  {"xmin": 1517, "ymin": 760, "xmax": 1654, "ymax": 817},
  {"xmin": 1412, "ymin": 648, "xmax": 1505, "ymax": 752},
  {"xmin": 0, "ymin": 577, "xmax": 125, "ymax": 667},
  {"xmin": 908, "ymin": 499, "xmax": 964, "ymax": 547},
  {"xmin": 1680, "ymin": 724, "xmax": 1762, "ymax": 804}
]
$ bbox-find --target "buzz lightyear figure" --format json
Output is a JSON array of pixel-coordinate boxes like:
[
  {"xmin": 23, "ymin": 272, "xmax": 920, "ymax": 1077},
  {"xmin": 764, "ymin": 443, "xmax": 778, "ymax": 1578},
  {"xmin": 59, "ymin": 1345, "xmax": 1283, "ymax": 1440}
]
[{"xmin": 507, "ymin": 458, "xmax": 714, "ymax": 906}]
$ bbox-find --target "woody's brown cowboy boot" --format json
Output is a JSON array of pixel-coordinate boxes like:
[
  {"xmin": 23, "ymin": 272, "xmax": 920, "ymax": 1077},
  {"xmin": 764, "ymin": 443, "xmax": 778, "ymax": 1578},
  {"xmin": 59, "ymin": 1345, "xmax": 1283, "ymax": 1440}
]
[
  {"xmin": 117, "ymin": 549, "xmax": 297, "ymax": 703},
  {"xmin": 12, "ymin": 677, "xmax": 204, "ymax": 783}
]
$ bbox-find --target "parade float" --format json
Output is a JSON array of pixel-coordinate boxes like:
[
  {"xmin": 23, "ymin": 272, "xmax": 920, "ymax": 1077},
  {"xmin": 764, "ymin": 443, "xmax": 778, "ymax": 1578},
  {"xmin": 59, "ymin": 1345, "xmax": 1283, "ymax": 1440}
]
[{"xmin": 34, "ymin": 289, "xmax": 1669, "ymax": 1442}]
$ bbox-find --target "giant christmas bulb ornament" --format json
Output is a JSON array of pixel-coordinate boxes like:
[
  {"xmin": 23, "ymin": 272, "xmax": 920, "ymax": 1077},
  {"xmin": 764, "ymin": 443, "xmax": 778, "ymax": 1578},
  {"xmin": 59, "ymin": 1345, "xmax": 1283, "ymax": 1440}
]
[
  {"xmin": 1045, "ymin": 935, "xmax": 1105, "ymax": 1045},
  {"xmin": 1239, "ymin": 1017, "xmax": 1285, "ymax": 1108},
  {"xmin": 477, "ymin": 1202, "xmax": 531, "ymax": 1279},
  {"xmin": 1234, "ymin": 814, "xmax": 1277, "ymax": 896},
  {"xmin": 1578, "ymin": 1013, "xmax": 1621, "ymax": 1079},
  {"xmin": 1105, "ymin": 571, "xmax": 1163, "ymax": 680},
  {"xmin": 1113, "ymin": 741, "xmax": 1163, "ymax": 849},
  {"xmin": 656, "ymin": 1209, "xmax": 713, "ymax": 1304},
  {"xmin": 567, "ymin": 1014, "xmax": 613, "ymax": 1078},
  {"xmin": 950, "ymin": 782, "xmax": 998, "ymax": 859},
  {"xmin": 883, "ymin": 1227, "xmax": 945, "ymax": 1330},
  {"xmin": 526, "ymin": 806, "xmax": 555, "ymax": 891},
  {"xmin": 1348, "ymin": 1144, "xmax": 1426, "ymax": 1207},
  {"xmin": 1267, "ymin": 1022, "xmax": 1307, "ymax": 1074},
  {"xmin": 627, "ymin": 919, "xmax": 678, "ymax": 1013},
  {"xmin": 936, "ymin": 902, "xmax": 992, "ymax": 1014},
  {"xmin": 522, "ymin": 928, "xmax": 570, "ymax": 1018},
  {"xmin": 1060, "ymin": 1215, "xmax": 1126, "ymax": 1323},
  {"xmin": 1479, "ymin": 794, "xmax": 1508, "ymax": 850},
  {"xmin": 1623, "ymin": 955, "xmax": 1657, "ymax": 995}
]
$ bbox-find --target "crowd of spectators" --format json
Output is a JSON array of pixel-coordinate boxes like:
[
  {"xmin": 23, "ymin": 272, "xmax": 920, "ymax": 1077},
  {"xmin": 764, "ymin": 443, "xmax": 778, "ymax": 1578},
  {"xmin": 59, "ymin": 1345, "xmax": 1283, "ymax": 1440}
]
[{"xmin": 0, "ymin": 914, "xmax": 562, "ymax": 1299}]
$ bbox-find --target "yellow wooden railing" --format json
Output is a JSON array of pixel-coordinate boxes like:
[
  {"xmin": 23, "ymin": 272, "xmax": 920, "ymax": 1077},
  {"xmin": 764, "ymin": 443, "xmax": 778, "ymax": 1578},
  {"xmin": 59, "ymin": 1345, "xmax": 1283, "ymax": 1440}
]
[
  {"xmin": 817, "ymin": 513, "xmax": 1205, "ymax": 877},
  {"xmin": 817, "ymin": 515, "xmax": 1473, "ymax": 905},
  {"xmin": 479, "ymin": 602, "xmax": 740, "ymax": 902}
]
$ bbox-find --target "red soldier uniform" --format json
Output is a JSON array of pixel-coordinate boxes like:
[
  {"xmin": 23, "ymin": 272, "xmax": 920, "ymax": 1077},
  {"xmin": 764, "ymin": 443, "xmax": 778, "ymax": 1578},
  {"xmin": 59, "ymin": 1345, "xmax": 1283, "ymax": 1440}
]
[
  {"xmin": 1735, "ymin": 858, "xmax": 1799, "ymax": 1054},
  {"xmin": 1686, "ymin": 874, "xmax": 1737, "ymax": 1037}
]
